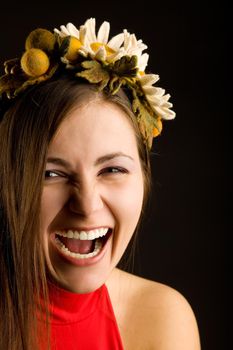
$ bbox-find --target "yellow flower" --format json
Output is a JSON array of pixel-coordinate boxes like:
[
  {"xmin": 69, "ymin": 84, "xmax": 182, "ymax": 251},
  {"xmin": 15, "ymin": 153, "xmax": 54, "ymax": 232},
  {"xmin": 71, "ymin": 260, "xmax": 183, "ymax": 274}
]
[
  {"xmin": 21, "ymin": 48, "xmax": 50, "ymax": 77},
  {"xmin": 65, "ymin": 36, "xmax": 82, "ymax": 61},
  {"xmin": 25, "ymin": 28, "xmax": 56, "ymax": 53},
  {"xmin": 153, "ymin": 118, "xmax": 163, "ymax": 137}
]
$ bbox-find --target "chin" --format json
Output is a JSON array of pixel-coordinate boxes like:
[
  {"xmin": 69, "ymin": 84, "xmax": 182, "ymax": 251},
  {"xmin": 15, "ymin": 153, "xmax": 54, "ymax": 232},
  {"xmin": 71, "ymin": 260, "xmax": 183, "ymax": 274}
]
[
  {"xmin": 47, "ymin": 236, "xmax": 115, "ymax": 294},
  {"xmin": 45, "ymin": 226, "xmax": 131, "ymax": 294}
]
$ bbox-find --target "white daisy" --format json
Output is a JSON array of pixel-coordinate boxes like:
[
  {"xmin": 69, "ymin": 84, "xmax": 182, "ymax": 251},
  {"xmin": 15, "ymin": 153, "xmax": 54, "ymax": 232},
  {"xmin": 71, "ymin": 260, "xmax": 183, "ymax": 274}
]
[
  {"xmin": 123, "ymin": 30, "xmax": 147, "ymax": 56},
  {"xmin": 54, "ymin": 22, "xmax": 87, "ymax": 57},
  {"xmin": 140, "ymin": 74, "xmax": 176, "ymax": 120},
  {"xmin": 54, "ymin": 22, "xmax": 80, "ymax": 38},
  {"xmin": 121, "ymin": 30, "xmax": 149, "ymax": 73},
  {"xmin": 82, "ymin": 18, "xmax": 125, "ymax": 62}
]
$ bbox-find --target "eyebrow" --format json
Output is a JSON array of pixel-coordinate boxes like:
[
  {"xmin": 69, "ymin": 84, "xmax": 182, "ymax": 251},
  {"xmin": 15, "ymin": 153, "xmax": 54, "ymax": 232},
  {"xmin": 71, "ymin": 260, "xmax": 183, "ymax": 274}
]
[
  {"xmin": 94, "ymin": 152, "xmax": 134, "ymax": 165},
  {"xmin": 46, "ymin": 152, "xmax": 134, "ymax": 168}
]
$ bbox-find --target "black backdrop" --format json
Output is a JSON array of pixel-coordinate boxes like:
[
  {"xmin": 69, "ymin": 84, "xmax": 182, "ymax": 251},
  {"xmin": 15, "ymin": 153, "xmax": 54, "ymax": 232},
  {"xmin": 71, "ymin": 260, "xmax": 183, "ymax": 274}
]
[{"xmin": 0, "ymin": 1, "xmax": 230, "ymax": 349}]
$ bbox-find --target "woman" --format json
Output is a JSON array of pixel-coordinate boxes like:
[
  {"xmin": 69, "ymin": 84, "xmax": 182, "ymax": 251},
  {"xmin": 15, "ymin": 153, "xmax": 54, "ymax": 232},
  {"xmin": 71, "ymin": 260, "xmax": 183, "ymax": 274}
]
[{"xmin": 0, "ymin": 18, "xmax": 201, "ymax": 349}]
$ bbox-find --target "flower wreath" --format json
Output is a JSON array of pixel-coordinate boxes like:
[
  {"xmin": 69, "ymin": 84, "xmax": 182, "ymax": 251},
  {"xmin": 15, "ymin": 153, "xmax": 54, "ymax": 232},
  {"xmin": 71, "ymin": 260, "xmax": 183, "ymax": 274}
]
[{"xmin": 0, "ymin": 18, "xmax": 175, "ymax": 149}]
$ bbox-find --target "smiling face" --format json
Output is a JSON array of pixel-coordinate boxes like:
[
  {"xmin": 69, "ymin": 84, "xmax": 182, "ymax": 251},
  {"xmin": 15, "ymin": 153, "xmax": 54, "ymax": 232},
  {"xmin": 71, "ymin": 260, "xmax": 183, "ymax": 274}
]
[{"xmin": 41, "ymin": 100, "xmax": 144, "ymax": 293}]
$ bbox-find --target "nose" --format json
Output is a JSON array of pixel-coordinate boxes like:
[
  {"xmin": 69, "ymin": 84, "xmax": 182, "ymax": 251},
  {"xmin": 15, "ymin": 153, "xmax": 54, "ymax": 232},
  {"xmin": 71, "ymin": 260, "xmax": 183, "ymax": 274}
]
[{"xmin": 68, "ymin": 181, "xmax": 104, "ymax": 216}]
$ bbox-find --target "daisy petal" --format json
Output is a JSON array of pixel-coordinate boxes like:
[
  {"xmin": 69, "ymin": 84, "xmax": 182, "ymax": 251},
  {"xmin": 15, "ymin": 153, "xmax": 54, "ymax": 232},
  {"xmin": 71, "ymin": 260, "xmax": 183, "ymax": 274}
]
[
  {"xmin": 78, "ymin": 48, "xmax": 88, "ymax": 57},
  {"xmin": 79, "ymin": 26, "xmax": 87, "ymax": 44},
  {"xmin": 155, "ymin": 87, "xmax": 165, "ymax": 97},
  {"xmin": 123, "ymin": 30, "xmax": 131, "ymax": 50},
  {"xmin": 147, "ymin": 94, "xmax": 165, "ymax": 106},
  {"xmin": 54, "ymin": 26, "xmax": 66, "ymax": 37},
  {"xmin": 154, "ymin": 105, "xmax": 176, "ymax": 120},
  {"xmin": 138, "ymin": 53, "xmax": 149, "ymax": 71},
  {"xmin": 161, "ymin": 94, "xmax": 171, "ymax": 102},
  {"xmin": 108, "ymin": 33, "xmax": 124, "ymax": 51},
  {"xmin": 143, "ymin": 86, "xmax": 159, "ymax": 96},
  {"xmin": 66, "ymin": 23, "xmax": 80, "ymax": 38},
  {"xmin": 59, "ymin": 25, "xmax": 71, "ymax": 36},
  {"xmin": 140, "ymin": 74, "xmax": 160, "ymax": 86},
  {"xmin": 94, "ymin": 46, "xmax": 107, "ymax": 61},
  {"xmin": 97, "ymin": 21, "xmax": 110, "ymax": 44},
  {"xmin": 85, "ymin": 18, "xmax": 97, "ymax": 43},
  {"xmin": 54, "ymin": 29, "xmax": 66, "ymax": 37},
  {"xmin": 163, "ymin": 101, "xmax": 173, "ymax": 108},
  {"xmin": 107, "ymin": 49, "xmax": 125, "ymax": 62}
]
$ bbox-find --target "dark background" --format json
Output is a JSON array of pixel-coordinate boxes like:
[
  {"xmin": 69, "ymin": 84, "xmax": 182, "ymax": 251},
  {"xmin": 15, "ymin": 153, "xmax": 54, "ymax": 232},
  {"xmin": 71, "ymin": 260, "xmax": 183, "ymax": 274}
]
[{"xmin": 0, "ymin": 1, "xmax": 230, "ymax": 349}]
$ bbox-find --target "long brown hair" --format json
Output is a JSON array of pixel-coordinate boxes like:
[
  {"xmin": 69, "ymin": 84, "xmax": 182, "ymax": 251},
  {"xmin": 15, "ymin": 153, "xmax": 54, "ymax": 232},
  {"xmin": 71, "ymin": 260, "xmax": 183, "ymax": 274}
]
[{"xmin": 0, "ymin": 77, "xmax": 151, "ymax": 350}]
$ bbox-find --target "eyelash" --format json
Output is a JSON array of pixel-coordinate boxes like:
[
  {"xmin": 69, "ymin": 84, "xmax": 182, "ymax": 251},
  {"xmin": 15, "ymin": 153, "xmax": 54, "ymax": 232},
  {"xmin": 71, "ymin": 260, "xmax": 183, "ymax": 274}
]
[
  {"xmin": 44, "ymin": 167, "xmax": 128, "ymax": 180},
  {"xmin": 44, "ymin": 170, "xmax": 65, "ymax": 179},
  {"xmin": 98, "ymin": 167, "xmax": 128, "ymax": 175}
]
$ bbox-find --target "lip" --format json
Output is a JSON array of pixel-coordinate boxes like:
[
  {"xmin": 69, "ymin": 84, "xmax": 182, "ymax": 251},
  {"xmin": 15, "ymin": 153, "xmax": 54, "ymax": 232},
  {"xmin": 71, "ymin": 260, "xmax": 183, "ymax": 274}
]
[
  {"xmin": 53, "ymin": 226, "xmax": 111, "ymax": 233},
  {"xmin": 50, "ymin": 228, "xmax": 113, "ymax": 267}
]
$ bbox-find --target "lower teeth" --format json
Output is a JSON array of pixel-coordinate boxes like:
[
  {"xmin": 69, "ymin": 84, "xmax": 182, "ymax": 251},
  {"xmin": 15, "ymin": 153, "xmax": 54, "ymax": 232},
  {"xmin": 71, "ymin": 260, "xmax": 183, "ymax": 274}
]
[{"xmin": 55, "ymin": 238, "xmax": 103, "ymax": 259}]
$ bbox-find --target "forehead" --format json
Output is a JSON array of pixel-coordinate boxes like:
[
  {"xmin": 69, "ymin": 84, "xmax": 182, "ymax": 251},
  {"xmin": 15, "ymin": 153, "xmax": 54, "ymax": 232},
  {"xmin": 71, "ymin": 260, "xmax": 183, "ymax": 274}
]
[{"xmin": 48, "ymin": 101, "xmax": 139, "ymax": 161}]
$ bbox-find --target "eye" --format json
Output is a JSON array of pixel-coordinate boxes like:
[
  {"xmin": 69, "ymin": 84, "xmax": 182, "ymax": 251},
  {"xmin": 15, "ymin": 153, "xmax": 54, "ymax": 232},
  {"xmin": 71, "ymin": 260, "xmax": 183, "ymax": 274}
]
[
  {"xmin": 99, "ymin": 167, "xmax": 128, "ymax": 175},
  {"xmin": 44, "ymin": 170, "xmax": 64, "ymax": 179}
]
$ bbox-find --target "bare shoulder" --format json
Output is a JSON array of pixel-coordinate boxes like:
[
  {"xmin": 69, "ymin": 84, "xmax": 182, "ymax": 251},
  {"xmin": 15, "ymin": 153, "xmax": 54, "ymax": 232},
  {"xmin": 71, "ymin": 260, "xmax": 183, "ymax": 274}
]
[{"xmin": 107, "ymin": 268, "xmax": 201, "ymax": 350}]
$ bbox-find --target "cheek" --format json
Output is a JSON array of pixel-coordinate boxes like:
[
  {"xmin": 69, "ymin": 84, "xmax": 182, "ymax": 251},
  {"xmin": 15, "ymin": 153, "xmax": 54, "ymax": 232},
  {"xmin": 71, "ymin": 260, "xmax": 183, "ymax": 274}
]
[
  {"xmin": 107, "ymin": 176, "xmax": 144, "ymax": 264},
  {"xmin": 40, "ymin": 187, "xmax": 68, "ymax": 230},
  {"xmin": 109, "ymin": 176, "xmax": 144, "ymax": 229}
]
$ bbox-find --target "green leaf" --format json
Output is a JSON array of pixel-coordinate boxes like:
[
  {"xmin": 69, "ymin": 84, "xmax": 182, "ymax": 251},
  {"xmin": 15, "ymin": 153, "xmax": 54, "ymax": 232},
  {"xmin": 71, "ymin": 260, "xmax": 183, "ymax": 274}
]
[
  {"xmin": 132, "ymin": 93, "xmax": 159, "ymax": 149},
  {"xmin": 77, "ymin": 60, "xmax": 110, "ymax": 87},
  {"xmin": 59, "ymin": 36, "xmax": 71, "ymax": 56},
  {"xmin": 109, "ymin": 55, "xmax": 138, "ymax": 78},
  {"xmin": 14, "ymin": 63, "xmax": 59, "ymax": 96},
  {"xmin": 4, "ymin": 58, "xmax": 20, "ymax": 74},
  {"xmin": 108, "ymin": 76, "xmax": 123, "ymax": 94},
  {"xmin": 0, "ymin": 74, "xmax": 25, "ymax": 98}
]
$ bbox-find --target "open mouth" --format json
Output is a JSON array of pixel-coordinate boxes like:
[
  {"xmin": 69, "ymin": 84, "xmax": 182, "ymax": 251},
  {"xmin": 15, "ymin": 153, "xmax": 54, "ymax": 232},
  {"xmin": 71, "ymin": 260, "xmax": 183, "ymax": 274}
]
[{"xmin": 54, "ymin": 228, "xmax": 112, "ymax": 259}]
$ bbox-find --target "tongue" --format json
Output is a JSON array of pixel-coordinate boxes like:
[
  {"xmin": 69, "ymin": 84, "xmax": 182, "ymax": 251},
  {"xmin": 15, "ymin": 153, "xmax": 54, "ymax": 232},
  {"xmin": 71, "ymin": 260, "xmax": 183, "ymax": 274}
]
[{"xmin": 59, "ymin": 237, "xmax": 94, "ymax": 254}]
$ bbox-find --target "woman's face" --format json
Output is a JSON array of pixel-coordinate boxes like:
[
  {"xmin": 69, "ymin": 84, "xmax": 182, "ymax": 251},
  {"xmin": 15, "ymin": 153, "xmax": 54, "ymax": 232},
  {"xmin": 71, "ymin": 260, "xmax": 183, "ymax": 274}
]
[{"xmin": 41, "ymin": 100, "xmax": 144, "ymax": 293}]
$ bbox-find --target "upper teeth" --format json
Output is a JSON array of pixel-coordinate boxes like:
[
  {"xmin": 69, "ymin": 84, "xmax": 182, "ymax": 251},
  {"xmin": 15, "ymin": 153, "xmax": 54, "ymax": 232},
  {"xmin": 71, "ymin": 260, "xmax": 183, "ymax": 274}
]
[{"xmin": 55, "ymin": 227, "xmax": 109, "ymax": 240}]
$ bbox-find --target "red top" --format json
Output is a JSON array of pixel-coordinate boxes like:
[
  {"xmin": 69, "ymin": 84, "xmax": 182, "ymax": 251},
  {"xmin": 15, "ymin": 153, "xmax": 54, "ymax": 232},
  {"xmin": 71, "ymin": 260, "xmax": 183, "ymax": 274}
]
[{"xmin": 42, "ymin": 282, "xmax": 124, "ymax": 350}]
